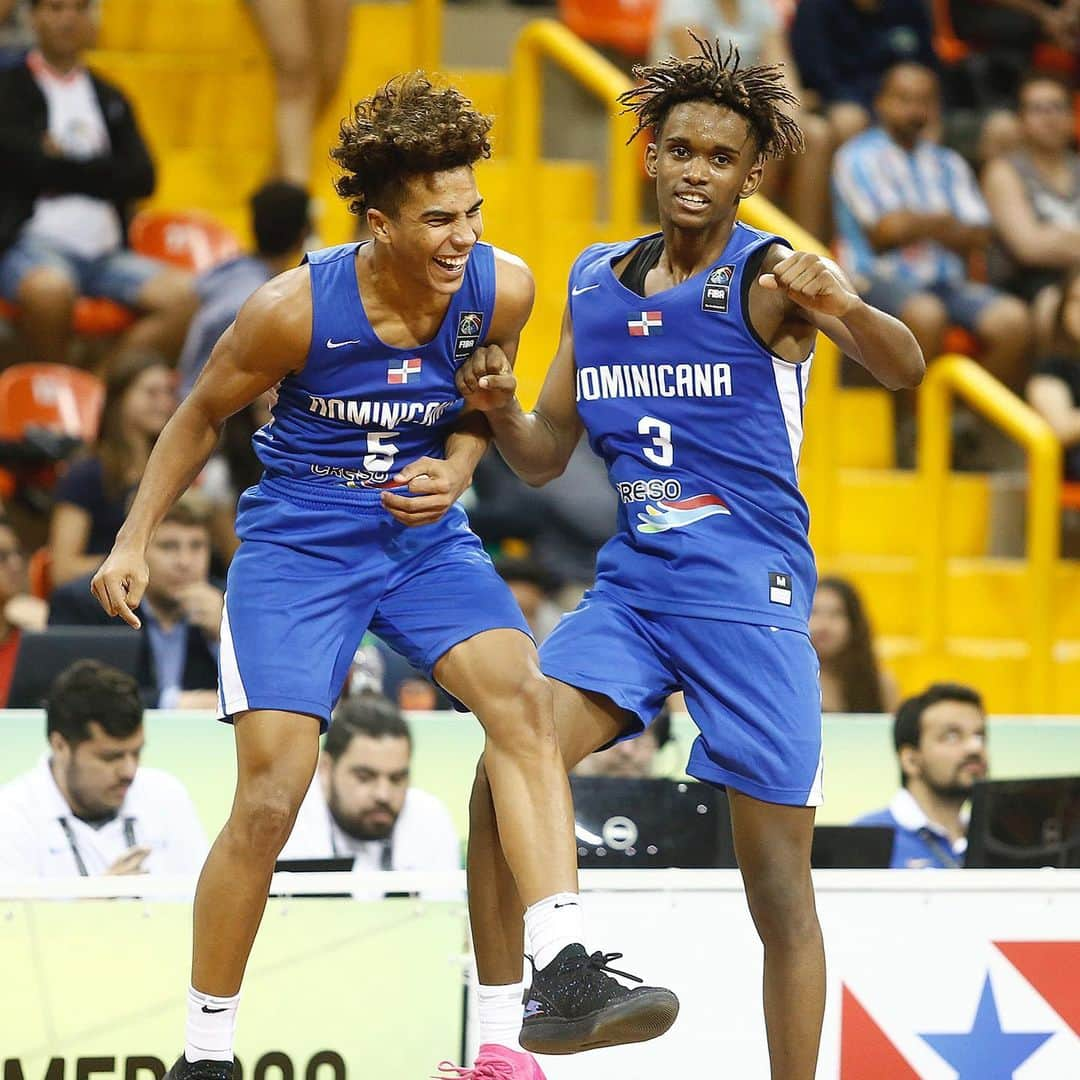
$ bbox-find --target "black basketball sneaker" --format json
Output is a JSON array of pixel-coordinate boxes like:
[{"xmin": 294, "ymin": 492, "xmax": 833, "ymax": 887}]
[
  {"xmin": 164, "ymin": 1058, "xmax": 234, "ymax": 1080},
  {"xmin": 519, "ymin": 943, "xmax": 680, "ymax": 1055}
]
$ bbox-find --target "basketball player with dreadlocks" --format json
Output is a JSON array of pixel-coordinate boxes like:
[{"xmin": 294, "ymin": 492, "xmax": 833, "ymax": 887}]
[
  {"xmin": 452, "ymin": 38, "xmax": 924, "ymax": 1079},
  {"xmin": 91, "ymin": 73, "xmax": 677, "ymax": 1078}
]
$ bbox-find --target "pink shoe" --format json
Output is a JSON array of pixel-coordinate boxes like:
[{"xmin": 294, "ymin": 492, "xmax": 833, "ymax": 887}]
[{"xmin": 434, "ymin": 1044, "xmax": 547, "ymax": 1079}]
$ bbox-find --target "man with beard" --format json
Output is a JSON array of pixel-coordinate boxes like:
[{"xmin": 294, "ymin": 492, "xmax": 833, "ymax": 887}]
[
  {"xmin": 279, "ymin": 691, "xmax": 460, "ymax": 884},
  {"xmin": 855, "ymin": 683, "xmax": 989, "ymax": 868}
]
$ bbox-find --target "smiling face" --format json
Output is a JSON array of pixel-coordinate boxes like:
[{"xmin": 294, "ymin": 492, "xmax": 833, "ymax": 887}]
[
  {"xmin": 367, "ymin": 166, "xmax": 483, "ymax": 295},
  {"xmin": 645, "ymin": 100, "xmax": 763, "ymax": 233}
]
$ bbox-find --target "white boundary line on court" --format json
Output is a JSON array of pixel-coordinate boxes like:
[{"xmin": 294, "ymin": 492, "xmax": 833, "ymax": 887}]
[{"xmin": 2, "ymin": 867, "xmax": 1079, "ymax": 900}]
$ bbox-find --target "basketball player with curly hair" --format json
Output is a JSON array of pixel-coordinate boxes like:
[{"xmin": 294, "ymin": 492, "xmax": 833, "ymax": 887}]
[
  {"xmin": 92, "ymin": 73, "xmax": 676, "ymax": 1079},
  {"xmin": 455, "ymin": 39, "xmax": 924, "ymax": 1079}
]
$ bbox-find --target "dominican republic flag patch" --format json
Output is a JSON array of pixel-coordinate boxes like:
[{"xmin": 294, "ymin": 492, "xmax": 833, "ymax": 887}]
[
  {"xmin": 387, "ymin": 357, "xmax": 422, "ymax": 384},
  {"xmin": 628, "ymin": 311, "xmax": 663, "ymax": 336}
]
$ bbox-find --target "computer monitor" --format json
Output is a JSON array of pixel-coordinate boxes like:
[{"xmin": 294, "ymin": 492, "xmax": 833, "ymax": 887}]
[
  {"xmin": 8, "ymin": 627, "xmax": 143, "ymax": 708},
  {"xmin": 965, "ymin": 776, "xmax": 1080, "ymax": 868},
  {"xmin": 571, "ymin": 776, "xmax": 725, "ymax": 868},
  {"xmin": 810, "ymin": 826, "xmax": 895, "ymax": 869}
]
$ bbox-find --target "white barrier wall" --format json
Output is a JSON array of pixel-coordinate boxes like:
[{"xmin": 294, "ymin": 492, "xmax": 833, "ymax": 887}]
[{"xmin": 5, "ymin": 870, "xmax": 1080, "ymax": 1078}]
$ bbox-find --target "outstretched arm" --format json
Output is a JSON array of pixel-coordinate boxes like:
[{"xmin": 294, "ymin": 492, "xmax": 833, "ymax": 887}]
[
  {"xmin": 92, "ymin": 268, "xmax": 311, "ymax": 625},
  {"xmin": 760, "ymin": 249, "xmax": 925, "ymax": 390},
  {"xmin": 456, "ymin": 302, "xmax": 584, "ymax": 487}
]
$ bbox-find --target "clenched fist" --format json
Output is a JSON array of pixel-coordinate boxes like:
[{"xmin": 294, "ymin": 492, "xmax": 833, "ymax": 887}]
[
  {"xmin": 455, "ymin": 345, "xmax": 518, "ymax": 413},
  {"xmin": 759, "ymin": 251, "xmax": 860, "ymax": 318}
]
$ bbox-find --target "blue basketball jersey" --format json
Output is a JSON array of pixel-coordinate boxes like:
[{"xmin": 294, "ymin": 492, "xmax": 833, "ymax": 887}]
[
  {"xmin": 252, "ymin": 241, "xmax": 496, "ymax": 497},
  {"xmin": 569, "ymin": 222, "xmax": 816, "ymax": 631}
]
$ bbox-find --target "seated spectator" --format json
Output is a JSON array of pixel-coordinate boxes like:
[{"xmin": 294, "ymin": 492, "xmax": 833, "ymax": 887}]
[
  {"xmin": 809, "ymin": 576, "xmax": 898, "ymax": 713},
  {"xmin": 0, "ymin": 513, "xmax": 47, "ymax": 705},
  {"xmin": 280, "ymin": 692, "xmax": 460, "ymax": 886},
  {"xmin": 48, "ymin": 493, "xmax": 222, "ymax": 708},
  {"xmin": 854, "ymin": 682, "xmax": 988, "ymax": 868},
  {"xmin": 833, "ymin": 63, "xmax": 1031, "ymax": 388},
  {"xmin": 48, "ymin": 350, "xmax": 175, "ymax": 588},
  {"xmin": 652, "ymin": 1, "xmax": 832, "ymax": 239},
  {"xmin": 178, "ymin": 182, "xmax": 310, "ymax": 397},
  {"xmin": 0, "ymin": 0, "xmax": 197, "ymax": 365},
  {"xmin": 0, "ymin": 658, "xmax": 208, "ymax": 877},
  {"xmin": 790, "ymin": 0, "xmax": 938, "ymax": 146},
  {"xmin": 1026, "ymin": 266, "xmax": 1080, "ymax": 481},
  {"xmin": 494, "ymin": 555, "xmax": 563, "ymax": 643},
  {"xmin": 983, "ymin": 72, "xmax": 1080, "ymax": 351},
  {"xmin": 573, "ymin": 705, "xmax": 672, "ymax": 779}
]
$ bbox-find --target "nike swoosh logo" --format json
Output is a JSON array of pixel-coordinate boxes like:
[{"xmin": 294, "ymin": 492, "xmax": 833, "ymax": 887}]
[
  {"xmin": 201, "ymin": 1005, "xmax": 227, "ymax": 1014},
  {"xmin": 552, "ymin": 901, "xmax": 579, "ymax": 909},
  {"xmin": 571, "ymin": 284, "xmax": 600, "ymax": 296},
  {"xmin": 326, "ymin": 337, "xmax": 365, "ymax": 349}
]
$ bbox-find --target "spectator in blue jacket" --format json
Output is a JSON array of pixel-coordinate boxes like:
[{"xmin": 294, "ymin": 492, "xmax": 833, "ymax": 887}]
[{"xmin": 855, "ymin": 683, "xmax": 989, "ymax": 868}]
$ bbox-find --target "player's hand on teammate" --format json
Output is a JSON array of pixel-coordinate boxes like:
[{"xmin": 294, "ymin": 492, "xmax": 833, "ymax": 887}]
[
  {"xmin": 381, "ymin": 456, "xmax": 472, "ymax": 528},
  {"xmin": 759, "ymin": 252, "xmax": 860, "ymax": 318},
  {"xmin": 91, "ymin": 546, "xmax": 149, "ymax": 630},
  {"xmin": 456, "ymin": 345, "xmax": 518, "ymax": 413}
]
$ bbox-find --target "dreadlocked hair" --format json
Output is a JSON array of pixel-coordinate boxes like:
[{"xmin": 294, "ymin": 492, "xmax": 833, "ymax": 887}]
[
  {"xmin": 619, "ymin": 35, "xmax": 804, "ymax": 160},
  {"xmin": 332, "ymin": 71, "xmax": 493, "ymax": 216}
]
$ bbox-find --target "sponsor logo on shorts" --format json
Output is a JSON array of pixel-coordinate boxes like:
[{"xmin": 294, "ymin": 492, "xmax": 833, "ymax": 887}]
[
  {"xmin": 309, "ymin": 463, "xmax": 393, "ymax": 488},
  {"xmin": 636, "ymin": 493, "xmax": 731, "ymax": 533}
]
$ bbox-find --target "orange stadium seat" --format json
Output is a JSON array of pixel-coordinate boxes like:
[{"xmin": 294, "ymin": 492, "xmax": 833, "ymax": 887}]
[
  {"xmin": 0, "ymin": 363, "xmax": 104, "ymax": 442},
  {"xmin": 558, "ymin": 0, "xmax": 659, "ymax": 58},
  {"xmin": 129, "ymin": 208, "xmax": 242, "ymax": 273},
  {"xmin": 27, "ymin": 546, "xmax": 53, "ymax": 600},
  {"xmin": 0, "ymin": 296, "xmax": 135, "ymax": 337},
  {"xmin": 1063, "ymin": 482, "xmax": 1080, "ymax": 512}
]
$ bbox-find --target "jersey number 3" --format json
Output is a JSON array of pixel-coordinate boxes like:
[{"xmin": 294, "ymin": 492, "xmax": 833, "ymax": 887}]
[
  {"xmin": 638, "ymin": 416, "xmax": 673, "ymax": 467},
  {"xmin": 364, "ymin": 431, "xmax": 400, "ymax": 472}
]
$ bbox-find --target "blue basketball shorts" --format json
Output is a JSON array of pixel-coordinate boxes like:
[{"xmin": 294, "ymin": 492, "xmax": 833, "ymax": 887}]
[
  {"xmin": 217, "ymin": 478, "xmax": 532, "ymax": 729},
  {"xmin": 539, "ymin": 589, "xmax": 824, "ymax": 806}
]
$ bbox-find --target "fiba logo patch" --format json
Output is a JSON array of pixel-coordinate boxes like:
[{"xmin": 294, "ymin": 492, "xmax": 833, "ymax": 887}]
[
  {"xmin": 455, "ymin": 310, "xmax": 484, "ymax": 360},
  {"xmin": 702, "ymin": 264, "xmax": 734, "ymax": 314}
]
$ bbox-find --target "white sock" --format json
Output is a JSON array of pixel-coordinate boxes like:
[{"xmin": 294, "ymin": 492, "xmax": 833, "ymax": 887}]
[
  {"xmin": 185, "ymin": 985, "xmax": 240, "ymax": 1063},
  {"xmin": 477, "ymin": 981, "xmax": 527, "ymax": 1052},
  {"xmin": 524, "ymin": 892, "xmax": 584, "ymax": 971}
]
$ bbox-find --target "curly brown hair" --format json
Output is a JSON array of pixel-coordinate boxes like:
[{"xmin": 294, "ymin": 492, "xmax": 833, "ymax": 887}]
[
  {"xmin": 619, "ymin": 35, "xmax": 804, "ymax": 160},
  {"xmin": 332, "ymin": 71, "xmax": 494, "ymax": 217}
]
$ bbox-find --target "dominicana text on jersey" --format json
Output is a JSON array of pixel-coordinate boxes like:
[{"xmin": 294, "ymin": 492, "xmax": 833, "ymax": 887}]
[
  {"xmin": 570, "ymin": 222, "xmax": 818, "ymax": 632},
  {"xmin": 251, "ymin": 241, "xmax": 495, "ymax": 492}
]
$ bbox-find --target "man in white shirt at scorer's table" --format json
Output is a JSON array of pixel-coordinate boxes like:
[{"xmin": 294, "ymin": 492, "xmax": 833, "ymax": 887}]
[
  {"xmin": 280, "ymin": 691, "xmax": 461, "ymax": 896},
  {"xmin": 0, "ymin": 658, "xmax": 208, "ymax": 879}
]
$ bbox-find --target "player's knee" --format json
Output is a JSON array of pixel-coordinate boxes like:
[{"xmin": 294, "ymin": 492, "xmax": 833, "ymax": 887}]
[
  {"xmin": 743, "ymin": 865, "xmax": 818, "ymax": 947},
  {"xmin": 480, "ymin": 670, "xmax": 555, "ymax": 748},
  {"xmin": 230, "ymin": 780, "xmax": 301, "ymax": 856}
]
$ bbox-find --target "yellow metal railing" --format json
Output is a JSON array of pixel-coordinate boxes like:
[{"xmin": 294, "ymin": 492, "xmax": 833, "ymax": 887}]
[
  {"xmin": 507, "ymin": 19, "xmax": 838, "ymax": 551},
  {"xmin": 415, "ymin": 0, "xmax": 442, "ymax": 71},
  {"xmin": 917, "ymin": 355, "xmax": 1061, "ymax": 710},
  {"xmin": 509, "ymin": 20, "xmax": 641, "ymax": 242}
]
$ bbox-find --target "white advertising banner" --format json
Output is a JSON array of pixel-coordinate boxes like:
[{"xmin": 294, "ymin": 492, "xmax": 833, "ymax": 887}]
[{"xmin": 470, "ymin": 870, "xmax": 1080, "ymax": 1080}]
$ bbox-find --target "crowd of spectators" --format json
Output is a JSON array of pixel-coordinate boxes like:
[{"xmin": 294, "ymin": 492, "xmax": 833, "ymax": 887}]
[{"xmin": 0, "ymin": 0, "xmax": 1073, "ymax": 881}]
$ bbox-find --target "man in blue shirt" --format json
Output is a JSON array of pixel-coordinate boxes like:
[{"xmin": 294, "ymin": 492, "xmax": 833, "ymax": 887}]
[
  {"xmin": 832, "ymin": 62, "xmax": 1031, "ymax": 388},
  {"xmin": 856, "ymin": 683, "xmax": 990, "ymax": 868}
]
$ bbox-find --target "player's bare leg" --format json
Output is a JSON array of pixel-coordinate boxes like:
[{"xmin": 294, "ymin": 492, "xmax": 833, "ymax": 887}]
[
  {"xmin": 169, "ymin": 710, "xmax": 321, "ymax": 1077},
  {"xmin": 728, "ymin": 789, "xmax": 825, "ymax": 1080},
  {"xmin": 452, "ymin": 677, "xmax": 676, "ymax": 1071}
]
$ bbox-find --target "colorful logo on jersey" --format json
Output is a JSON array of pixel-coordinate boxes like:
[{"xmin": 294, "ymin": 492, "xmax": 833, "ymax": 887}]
[
  {"xmin": 636, "ymin": 493, "xmax": 731, "ymax": 533},
  {"xmin": 387, "ymin": 357, "xmax": 422, "ymax": 384},
  {"xmin": 627, "ymin": 311, "xmax": 663, "ymax": 336},
  {"xmin": 455, "ymin": 310, "xmax": 484, "ymax": 360},
  {"xmin": 702, "ymin": 264, "xmax": 735, "ymax": 314}
]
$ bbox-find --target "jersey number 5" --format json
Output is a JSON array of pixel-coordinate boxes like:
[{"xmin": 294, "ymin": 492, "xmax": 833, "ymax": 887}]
[
  {"xmin": 364, "ymin": 431, "xmax": 400, "ymax": 472},
  {"xmin": 638, "ymin": 416, "xmax": 673, "ymax": 467}
]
